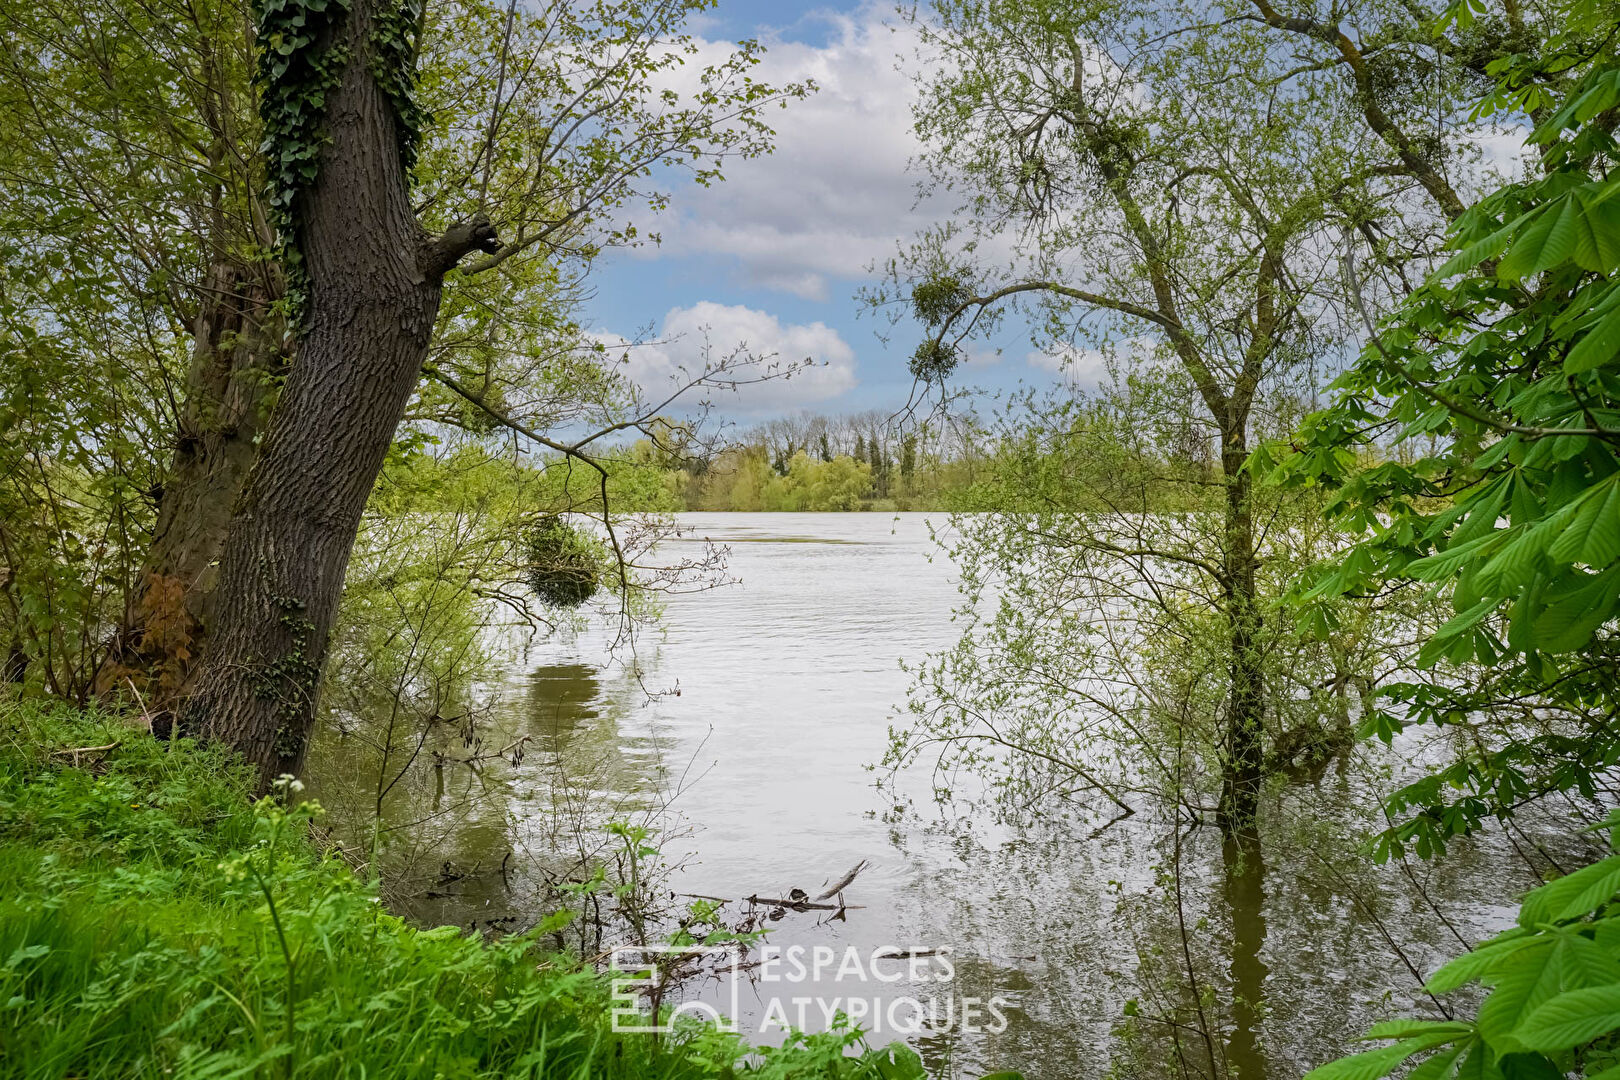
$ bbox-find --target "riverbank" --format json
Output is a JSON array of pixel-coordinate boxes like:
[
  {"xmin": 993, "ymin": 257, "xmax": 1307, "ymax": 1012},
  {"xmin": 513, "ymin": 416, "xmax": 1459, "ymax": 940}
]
[{"xmin": 0, "ymin": 701, "xmax": 936, "ymax": 1079}]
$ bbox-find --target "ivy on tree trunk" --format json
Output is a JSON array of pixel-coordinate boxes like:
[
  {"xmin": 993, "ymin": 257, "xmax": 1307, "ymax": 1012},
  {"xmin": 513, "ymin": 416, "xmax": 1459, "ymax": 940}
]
[{"xmin": 180, "ymin": 0, "xmax": 496, "ymax": 789}]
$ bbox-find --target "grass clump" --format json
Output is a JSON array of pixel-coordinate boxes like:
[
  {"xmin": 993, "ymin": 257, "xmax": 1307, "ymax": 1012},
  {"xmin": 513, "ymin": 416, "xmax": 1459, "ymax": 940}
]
[{"xmin": 0, "ymin": 700, "xmax": 926, "ymax": 1079}]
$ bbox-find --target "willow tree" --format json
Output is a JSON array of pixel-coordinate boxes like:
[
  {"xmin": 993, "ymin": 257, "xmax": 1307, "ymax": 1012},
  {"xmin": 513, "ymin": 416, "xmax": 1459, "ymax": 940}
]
[{"xmin": 880, "ymin": 0, "xmax": 1478, "ymax": 830}]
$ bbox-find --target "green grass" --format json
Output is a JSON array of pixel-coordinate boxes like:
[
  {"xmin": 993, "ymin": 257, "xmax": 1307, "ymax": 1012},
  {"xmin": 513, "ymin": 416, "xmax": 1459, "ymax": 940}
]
[{"xmin": 0, "ymin": 701, "xmax": 927, "ymax": 1079}]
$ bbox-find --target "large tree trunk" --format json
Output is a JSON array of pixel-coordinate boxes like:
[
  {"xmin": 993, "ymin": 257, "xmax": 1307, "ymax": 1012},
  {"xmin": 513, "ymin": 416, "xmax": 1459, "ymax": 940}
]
[
  {"xmin": 1218, "ymin": 424, "xmax": 1265, "ymax": 833},
  {"xmin": 178, "ymin": 0, "xmax": 493, "ymax": 790},
  {"xmin": 101, "ymin": 260, "xmax": 284, "ymax": 711}
]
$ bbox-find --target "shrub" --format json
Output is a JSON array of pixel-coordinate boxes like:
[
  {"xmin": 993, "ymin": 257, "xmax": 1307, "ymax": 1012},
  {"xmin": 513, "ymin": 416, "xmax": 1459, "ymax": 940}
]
[{"xmin": 0, "ymin": 700, "xmax": 938, "ymax": 1079}]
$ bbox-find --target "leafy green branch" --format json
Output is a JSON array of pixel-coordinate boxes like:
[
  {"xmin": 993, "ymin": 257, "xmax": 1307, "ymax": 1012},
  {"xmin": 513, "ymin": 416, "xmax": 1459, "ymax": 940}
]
[
  {"xmin": 1309, "ymin": 822, "xmax": 1620, "ymax": 1080},
  {"xmin": 1270, "ymin": 0, "xmax": 1620, "ymax": 858}
]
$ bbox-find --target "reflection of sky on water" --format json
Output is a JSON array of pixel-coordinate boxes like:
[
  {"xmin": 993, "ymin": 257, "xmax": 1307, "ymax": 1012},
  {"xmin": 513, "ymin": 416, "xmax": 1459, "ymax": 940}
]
[{"xmin": 311, "ymin": 512, "xmax": 1590, "ymax": 1080}]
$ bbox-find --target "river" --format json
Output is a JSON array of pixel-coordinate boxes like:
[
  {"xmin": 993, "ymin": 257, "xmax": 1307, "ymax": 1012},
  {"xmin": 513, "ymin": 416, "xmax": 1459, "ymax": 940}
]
[{"xmin": 310, "ymin": 512, "xmax": 1575, "ymax": 1080}]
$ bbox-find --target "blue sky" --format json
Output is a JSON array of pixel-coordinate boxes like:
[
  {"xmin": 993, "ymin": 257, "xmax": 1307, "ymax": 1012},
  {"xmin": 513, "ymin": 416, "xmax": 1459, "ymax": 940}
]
[{"xmin": 582, "ymin": 1, "xmax": 1076, "ymax": 421}]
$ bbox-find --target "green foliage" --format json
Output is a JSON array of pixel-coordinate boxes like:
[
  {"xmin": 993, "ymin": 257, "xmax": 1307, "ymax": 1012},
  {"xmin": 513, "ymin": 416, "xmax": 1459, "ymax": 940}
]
[
  {"xmin": 369, "ymin": 0, "xmax": 428, "ymax": 171},
  {"xmin": 670, "ymin": 411, "xmax": 983, "ymax": 512},
  {"xmin": 408, "ymin": 0, "xmax": 812, "ymax": 261},
  {"xmin": 888, "ymin": 386, "xmax": 1407, "ymax": 822},
  {"xmin": 254, "ymin": 0, "xmax": 355, "ymax": 318},
  {"xmin": 0, "ymin": 700, "xmax": 937, "ymax": 1079},
  {"xmin": 314, "ymin": 440, "xmax": 683, "ymax": 837},
  {"xmin": 523, "ymin": 515, "xmax": 604, "ymax": 609},
  {"xmin": 254, "ymin": 0, "xmax": 427, "ymax": 316},
  {"xmin": 0, "ymin": 0, "xmax": 813, "ymax": 704},
  {"xmin": 1306, "ymin": 823, "xmax": 1620, "ymax": 1080},
  {"xmin": 1276, "ymin": 0, "xmax": 1620, "ymax": 857},
  {"xmin": 907, "ymin": 270, "xmax": 976, "ymax": 382},
  {"xmin": 685, "ymin": 449, "xmax": 876, "ymax": 512},
  {"xmin": 0, "ymin": 0, "xmax": 260, "ymax": 698},
  {"xmin": 0, "ymin": 360, "xmax": 156, "ymax": 697},
  {"xmin": 770, "ymin": 453, "xmax": 876, "ymax": 512},
  {"xmin": 910, "ymin": 272, "xmax": 974, "ymax": 329},
  {"xmin": 870, "ymin": 0, "xmax": 1480, "ymax": 833},
  {"xmin": 909, "ymin": 338, "xmax": 959, "ymax": 384}
]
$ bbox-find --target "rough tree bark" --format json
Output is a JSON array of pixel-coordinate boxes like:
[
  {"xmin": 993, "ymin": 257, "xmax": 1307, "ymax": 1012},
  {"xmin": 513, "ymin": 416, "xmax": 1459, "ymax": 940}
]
[
  {"xmin": 102, "ymin": 260, "xmax": 284, "ymax": 710},
  {"xmin": 178, "ymin": 0, "xmax": 496, "ymax": 790}
]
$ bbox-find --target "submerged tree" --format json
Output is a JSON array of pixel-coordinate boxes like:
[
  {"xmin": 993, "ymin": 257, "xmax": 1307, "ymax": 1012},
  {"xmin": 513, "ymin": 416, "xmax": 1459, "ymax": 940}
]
[
  {"xmin": 881, "ymin": 0, "xmax": 1391, "ymax": 829},
  {"xmin": 876, "ymin": 0, "xmax": 1547, "ymax": 833}
]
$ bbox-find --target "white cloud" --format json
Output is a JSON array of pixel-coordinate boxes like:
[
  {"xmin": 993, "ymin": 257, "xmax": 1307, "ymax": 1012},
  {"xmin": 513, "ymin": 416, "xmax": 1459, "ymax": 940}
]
[
  {"xmin": 597, "ymin": 301, "xmax": 858, "ymax": 415},
  {"xmin": 1027, "ymin": 344, "xmax": 1109, "ymax": 384},
  {"xmin": 1474, "ymin": 126, "xmax": 1536, "ymax": 188},
  {"xmin": 630, "ymin": 6, "xmax": 935, "ymax": 300},
  {"xmin": 1027, "ymin": 337, "xmax": 1158, "ymax": 386},
  {"xmin": 962, "ymin": 344, "xmax": 1004, "ymax": 367}
]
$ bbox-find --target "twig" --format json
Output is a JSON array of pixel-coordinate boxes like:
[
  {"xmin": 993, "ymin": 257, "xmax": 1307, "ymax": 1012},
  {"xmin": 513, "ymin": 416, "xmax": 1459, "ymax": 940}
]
[{"xmin": 50, "ymin": 742, "xmax": 119, "ymax": 767}]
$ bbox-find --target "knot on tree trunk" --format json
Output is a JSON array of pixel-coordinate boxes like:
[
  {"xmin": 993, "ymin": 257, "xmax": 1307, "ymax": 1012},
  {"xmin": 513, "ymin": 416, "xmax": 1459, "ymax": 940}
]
[{"xmin": 422, "ymin": 215, "xmax": 502, "ymax": 277}]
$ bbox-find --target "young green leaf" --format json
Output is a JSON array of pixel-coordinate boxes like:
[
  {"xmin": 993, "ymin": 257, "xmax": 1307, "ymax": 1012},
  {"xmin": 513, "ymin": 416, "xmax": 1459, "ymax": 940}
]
[{"xmin": 1512, "ymin": 983, "xmax": 1620, "ymax": 1052}]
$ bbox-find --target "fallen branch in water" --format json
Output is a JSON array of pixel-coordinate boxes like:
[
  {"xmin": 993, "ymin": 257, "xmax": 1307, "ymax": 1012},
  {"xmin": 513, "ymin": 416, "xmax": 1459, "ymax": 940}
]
[
  {"xmin": 673, "ymin": 891, "xmax": 868, "ymax": 911},
  {"xmin": 673, "ymin": 858, "xmax": 875, "ymax": 914},
  {"xmin": 743, "ymin": 895, "xmax": 867, "ymax": 911},
  {"xmin": 816, "ymin": 859, "xmax": 870, "ymax": 901}
]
